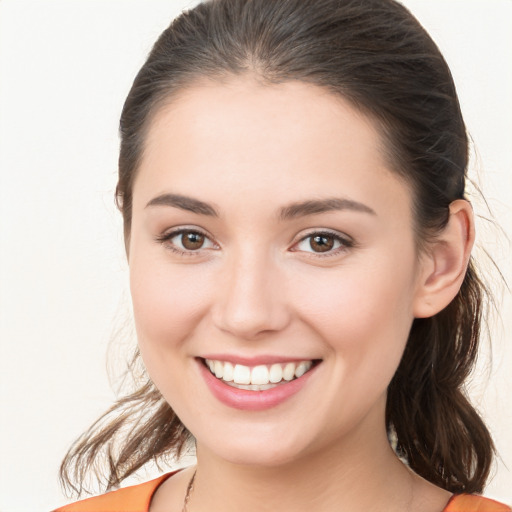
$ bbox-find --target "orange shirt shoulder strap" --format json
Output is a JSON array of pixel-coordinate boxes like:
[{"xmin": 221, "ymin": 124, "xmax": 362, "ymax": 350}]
[
  {"xmin": 52, "ymin": 473, "xmax": 174, "ymax": 512},
  {"xmin": 444, "ymin": 494, "xmax": 511, "ymax": 512}
]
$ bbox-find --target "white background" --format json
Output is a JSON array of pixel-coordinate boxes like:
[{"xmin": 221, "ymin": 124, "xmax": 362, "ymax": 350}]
[{"xmin": 0, "ymin": 1, "xmax": 510, "ymax": 510}]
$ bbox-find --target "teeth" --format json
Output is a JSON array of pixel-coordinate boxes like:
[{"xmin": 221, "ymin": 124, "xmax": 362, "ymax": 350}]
[
  {"xmin": 251, "ymin": 365, "xmax": 269, "ymax": 385},
  {"xmin": 283, "ymin": 362, "xmax": 296, "ymax": 381},
  {"xmin": 233, "ymin": 364, "xmax": 251, "ymax": 385},
  {"xmin": 269, "ymin": 364, "xmax": 283, "ymax": 383},
  {"xmin": 295, "ymin": 362, "xmax": 309, "ymax": 378},
  {"xmin": 223, "ymin": 362, "xmax": 234, "ymax": 382},
  {"xmin": 214, "ymin": 360, "xmax": 224, "ymax": 379},
  {"xmin": 226, "ymin": 382, "xmax": 276, "ymax": 391},
  {"xmin": 205, "ymin": 359, "xmax": 314, "ymax": 387}
]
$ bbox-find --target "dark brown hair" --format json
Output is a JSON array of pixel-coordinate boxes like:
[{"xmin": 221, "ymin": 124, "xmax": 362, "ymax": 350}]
[{"xmin": 61, "ymin": 0, "xmax": 495, "ymax": 496}]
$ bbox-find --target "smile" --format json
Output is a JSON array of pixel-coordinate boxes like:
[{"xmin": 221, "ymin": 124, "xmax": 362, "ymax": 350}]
[
  {"xmin": 198, "ymin": 357, "xmax": 321, "ymax": 410},
  {"xmin": 204, "ymin": 359, "xmax": 315, "ymax": 391}
]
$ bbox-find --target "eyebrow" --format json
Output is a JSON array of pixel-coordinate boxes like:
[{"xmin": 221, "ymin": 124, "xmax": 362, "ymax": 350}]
[
  {"xmin": 145, "ymin": 193, "xmax": 376, "ymax": 219},
  {"xmin": 278, "ymin": 197, "xmax": 376, "ymax": 221},
  {"xmin": 146, "ymin": 193, "xmax": 219, "ymax": 216}
]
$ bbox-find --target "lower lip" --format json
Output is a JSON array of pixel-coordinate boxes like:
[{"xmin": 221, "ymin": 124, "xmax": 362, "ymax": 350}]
[{"xmin": 197, "ymin": 359, "xmax": 319, "ymax": 411}]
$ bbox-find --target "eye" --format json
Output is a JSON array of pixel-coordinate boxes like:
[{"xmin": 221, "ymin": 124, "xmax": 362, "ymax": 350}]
[
  {"xmin": 292, "ymin": 230, "xmax": 353, "ymax": 255},
  {"xmin": 156, "ymin": 228, "xmax": 217, "ymax": 255}
]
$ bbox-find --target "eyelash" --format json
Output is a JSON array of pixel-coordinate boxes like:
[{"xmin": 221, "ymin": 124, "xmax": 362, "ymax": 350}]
[
  {"xmin": 291, "ymin": 229, "xmax": 355, "ymax": 258},
  {"xmin": 155, "ymin": 228, "xmax": 217, "ymax": 257},
  {"xmin": 155, "ymin": 228, "xmax": 354, "ymax": 258}
]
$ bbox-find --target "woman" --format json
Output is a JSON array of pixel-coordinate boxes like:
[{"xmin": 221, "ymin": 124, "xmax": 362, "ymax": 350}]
[{"xmin": 54, "ymin": 0, "xmax": 511, "ymax": 510}]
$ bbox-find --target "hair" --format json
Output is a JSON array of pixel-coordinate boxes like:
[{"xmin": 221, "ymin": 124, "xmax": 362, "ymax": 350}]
[{"xmin": 60, "ymin": 0, "xmax": 495, "ymax": 497}]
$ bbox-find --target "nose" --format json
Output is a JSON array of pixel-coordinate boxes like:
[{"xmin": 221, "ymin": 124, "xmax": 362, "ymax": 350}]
[{"xmin": 211, "ymin": 247, "xmax": 291, "ymax": 340}]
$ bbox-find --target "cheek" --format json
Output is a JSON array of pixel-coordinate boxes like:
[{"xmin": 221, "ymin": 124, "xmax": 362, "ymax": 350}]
[
  {"xmin": 291, "ymin": 255, "xmax": 416, "ymax": 377},
  {"xmin": 129, "ymin": 252, "xmax": 212, "ymax": 352},
  {"xmin": 288, "ymin": 258, "xmax": 416, "ymax": 435},
  {"xmin": 296, "ymin": 263, "xmax": 414, "ymax": 335}
]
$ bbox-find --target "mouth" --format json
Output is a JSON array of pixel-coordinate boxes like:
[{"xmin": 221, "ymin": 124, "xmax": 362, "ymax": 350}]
[{"xmin": 202, "ymin": 358, "xmax": 320, "ymax": 391}]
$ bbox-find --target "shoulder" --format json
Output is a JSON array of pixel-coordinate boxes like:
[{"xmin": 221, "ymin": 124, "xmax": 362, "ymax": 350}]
[
  {"xmin": 52, "ymin": 473, "xmax": 175, "ymax": 512},
  {"xmin": 444, "ymin": 494, "xmax": 512, "ymax": 512}
]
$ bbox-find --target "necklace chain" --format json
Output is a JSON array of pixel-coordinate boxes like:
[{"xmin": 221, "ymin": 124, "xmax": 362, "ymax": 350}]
[
  {"xmin": 181, "ymin": 466, "xmax": 415, "ymax": 511},
  {"xmin": 182, "ymin": 469, "xmax": 197, "ymax": 512}
]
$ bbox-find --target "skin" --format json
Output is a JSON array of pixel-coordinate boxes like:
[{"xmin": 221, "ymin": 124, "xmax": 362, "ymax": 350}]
[{"xmin": 128, "ymin": 76, "xmax": 474, "ymax": 511}]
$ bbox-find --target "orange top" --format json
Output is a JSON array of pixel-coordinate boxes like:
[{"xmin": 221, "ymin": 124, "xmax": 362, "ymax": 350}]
[
  {"xmin": 52, "ymin": 473, "xmax": 173, "ymax": 512},
  {"xmin": 53, "ymin": 473, "xmax": 511, "ymax": 512}
]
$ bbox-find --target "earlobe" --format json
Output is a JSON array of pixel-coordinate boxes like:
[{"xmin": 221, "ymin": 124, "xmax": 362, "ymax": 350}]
[{"xmin": 413, "ymin": 200, "xmax": 475, "ymax": 318}]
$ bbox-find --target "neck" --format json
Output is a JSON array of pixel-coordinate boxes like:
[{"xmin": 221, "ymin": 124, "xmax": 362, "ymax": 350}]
[{"xmin": 191, "ymin": 424, "xmax": 416, "ymax": 512}]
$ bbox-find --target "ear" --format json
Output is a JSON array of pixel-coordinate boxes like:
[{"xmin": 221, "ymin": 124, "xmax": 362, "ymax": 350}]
[{"xmin": 413, "ymin": 199, "xmax": 475, "ymax": 318}]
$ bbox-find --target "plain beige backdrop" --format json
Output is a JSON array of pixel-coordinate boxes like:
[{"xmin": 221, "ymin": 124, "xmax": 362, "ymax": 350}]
[{"xmin": 0, "ymin": 1, "xmax": 510, "ymax": 510}]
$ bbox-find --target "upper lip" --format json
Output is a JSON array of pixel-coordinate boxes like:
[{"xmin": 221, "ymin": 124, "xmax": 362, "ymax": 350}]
[{"xmin": 199, "ymin": 354, "xmax": 320, "ymax": 366}]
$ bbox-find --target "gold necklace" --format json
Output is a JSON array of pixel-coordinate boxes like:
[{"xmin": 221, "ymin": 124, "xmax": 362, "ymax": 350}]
[
  {"xmin": 181, "ymin": 466, "xmax": 415, "ymax": 511},
  {"xmin": 182, "ymin": 469, "xmax": 197, "ymax": 512}
]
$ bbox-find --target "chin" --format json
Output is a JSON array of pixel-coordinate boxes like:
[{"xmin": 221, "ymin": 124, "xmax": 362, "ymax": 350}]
[
  {"xmin": 194, "ymin": 422, "xmax": 318, "ymax": 469},
  {"xmin": 211, "ymin": 444, "xmax": 303, "ymax": 468}
]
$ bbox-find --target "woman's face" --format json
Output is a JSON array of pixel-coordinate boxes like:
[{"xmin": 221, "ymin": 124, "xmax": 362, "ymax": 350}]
[{"xmin": 129, "ymin": 77, "xmax": 427, "ymax": 467}]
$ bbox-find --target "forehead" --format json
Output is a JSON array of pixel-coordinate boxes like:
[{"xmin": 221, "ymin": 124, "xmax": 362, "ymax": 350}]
[
  {"xmin": 144, "ymin": 76, "xmax": 385, "ymax": 169},
  {"xmin": 134, "ymin": 76, "xmax": 411, "ymax": 218}
]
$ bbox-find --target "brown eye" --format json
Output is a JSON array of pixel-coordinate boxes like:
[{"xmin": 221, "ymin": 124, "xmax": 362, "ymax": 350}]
[
  {"xmin": 309, "ymin": 234, "xmax": 334, "ymax": 253},
  {"xmin": 157, "ymin": 228, "xmax": 216, "ymax": 254},
  {"xmin": 293, "ymin": 231, "xmax": 353, "ymax": 256},
  {"xmin": 181, "ymin": 231, "xmax": 205, "ymax": 250}
]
